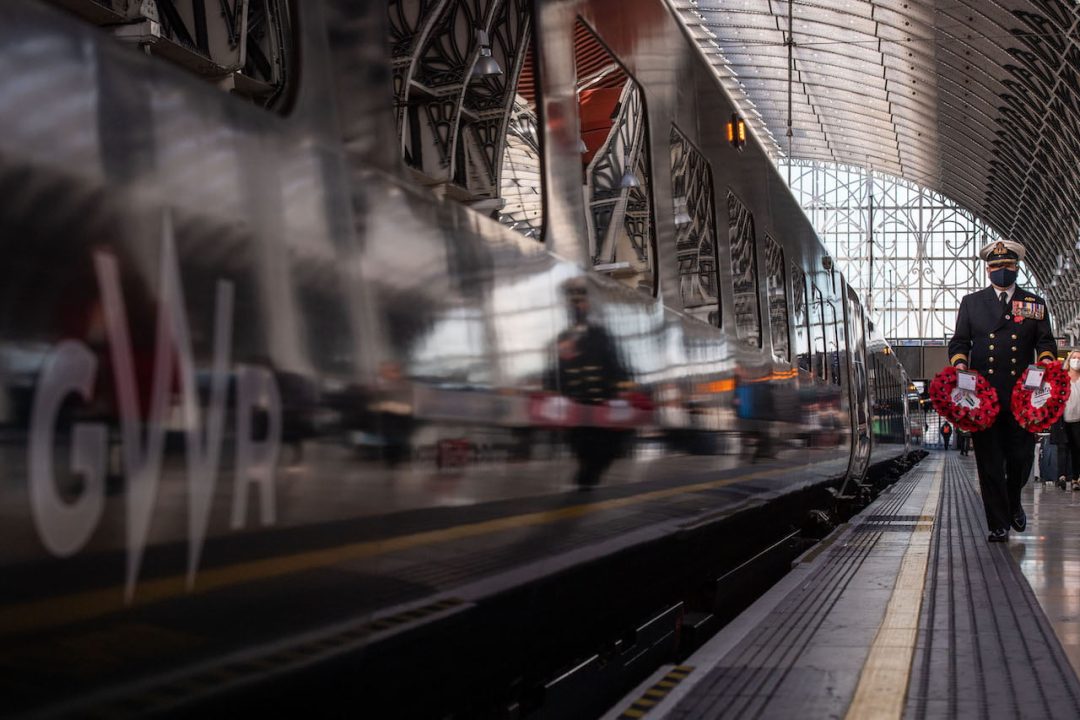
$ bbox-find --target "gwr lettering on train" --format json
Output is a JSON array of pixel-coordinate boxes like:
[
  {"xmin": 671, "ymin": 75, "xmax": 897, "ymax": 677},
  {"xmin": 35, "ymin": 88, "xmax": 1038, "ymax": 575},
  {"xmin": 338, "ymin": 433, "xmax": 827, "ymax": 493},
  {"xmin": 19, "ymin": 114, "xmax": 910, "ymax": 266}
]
[{"xmin": 28, "ymin": 214, "xmax": 283, "ymax": 601}]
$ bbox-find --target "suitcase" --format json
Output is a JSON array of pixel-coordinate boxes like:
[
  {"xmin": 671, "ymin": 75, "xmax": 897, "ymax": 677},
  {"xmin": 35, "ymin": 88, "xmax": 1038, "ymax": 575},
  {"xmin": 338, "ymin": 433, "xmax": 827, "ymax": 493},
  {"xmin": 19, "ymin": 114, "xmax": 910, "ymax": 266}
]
[
  {"xmin": 1039, "ymin": 439, "xmax": 1071, "ymax": 487},
  {"xmin": 1039, "ymin": 439, "xmax": 1057, "ymax": 483}
]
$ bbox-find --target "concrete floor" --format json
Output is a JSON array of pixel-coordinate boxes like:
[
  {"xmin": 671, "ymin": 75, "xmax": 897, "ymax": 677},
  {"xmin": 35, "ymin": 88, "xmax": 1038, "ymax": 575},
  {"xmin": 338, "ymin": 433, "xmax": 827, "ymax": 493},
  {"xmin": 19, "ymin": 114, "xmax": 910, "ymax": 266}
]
[{"xmin": 1010, "ymin": 471, "xmax": 1080, "ymax": 677}]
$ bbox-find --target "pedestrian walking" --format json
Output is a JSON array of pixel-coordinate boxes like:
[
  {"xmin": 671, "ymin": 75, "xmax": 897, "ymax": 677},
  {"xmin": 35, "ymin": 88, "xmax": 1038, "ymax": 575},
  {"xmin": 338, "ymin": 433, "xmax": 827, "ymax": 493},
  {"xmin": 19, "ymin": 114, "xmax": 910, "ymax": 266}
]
[
  {"xmin": 957, "ymin": 427, "xmax": 971, "ymax": 455},
  {"xmin": 948, "ymin": 239, "xmax": 1056, "ymax": 542},
  {"xmin": 1061, "ymin": 350, "xmax": 1080, "ymax": 491}
]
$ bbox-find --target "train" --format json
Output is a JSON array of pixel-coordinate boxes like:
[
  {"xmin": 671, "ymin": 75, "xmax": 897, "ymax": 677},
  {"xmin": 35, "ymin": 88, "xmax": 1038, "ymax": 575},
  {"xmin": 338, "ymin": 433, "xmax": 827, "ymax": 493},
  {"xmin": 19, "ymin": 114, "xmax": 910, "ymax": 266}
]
[{"xmin": 0, "ymin": 0, "xmax": 920, "ymax": 716}]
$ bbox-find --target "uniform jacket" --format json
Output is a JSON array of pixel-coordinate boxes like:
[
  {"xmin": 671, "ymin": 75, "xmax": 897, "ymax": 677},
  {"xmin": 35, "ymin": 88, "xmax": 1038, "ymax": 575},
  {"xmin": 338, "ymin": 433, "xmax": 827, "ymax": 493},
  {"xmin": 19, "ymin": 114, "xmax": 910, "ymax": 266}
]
[
  {"xmin": 948, "ymin": 285, "xmax": 1056, "ymax": 404},
  {"xmin": 545, "ymin": 322, "xmax": 631, "ymax": 404}
]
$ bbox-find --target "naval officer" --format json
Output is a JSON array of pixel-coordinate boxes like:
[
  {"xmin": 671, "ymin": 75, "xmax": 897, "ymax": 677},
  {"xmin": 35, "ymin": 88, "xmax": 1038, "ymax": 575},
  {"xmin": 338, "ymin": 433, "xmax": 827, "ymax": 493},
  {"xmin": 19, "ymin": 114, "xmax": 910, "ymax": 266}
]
[{"xmin": 948, "ymin": 239, "xmax": 1056, "ymax": 542}]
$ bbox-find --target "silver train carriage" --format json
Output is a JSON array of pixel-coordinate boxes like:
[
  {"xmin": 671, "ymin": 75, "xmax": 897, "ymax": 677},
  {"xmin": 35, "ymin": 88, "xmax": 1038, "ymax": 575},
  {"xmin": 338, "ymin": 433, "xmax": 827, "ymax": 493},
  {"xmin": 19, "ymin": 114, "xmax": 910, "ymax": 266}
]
[{"xmin": 0, "ymin": 0, "xmax": 915, "ymax": 715}]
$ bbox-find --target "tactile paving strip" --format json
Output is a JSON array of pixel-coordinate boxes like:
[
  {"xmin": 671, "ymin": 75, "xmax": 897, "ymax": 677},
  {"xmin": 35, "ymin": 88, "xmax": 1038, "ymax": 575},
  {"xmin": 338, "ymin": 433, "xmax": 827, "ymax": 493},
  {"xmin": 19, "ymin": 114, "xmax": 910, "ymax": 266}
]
[
  {"xmin": 905, "ymin": 456, "xmax": 1080, "ymax": 719},
  {"xmin": 664, "ymin": 469, "xmax": 923, "ymax": 719}
]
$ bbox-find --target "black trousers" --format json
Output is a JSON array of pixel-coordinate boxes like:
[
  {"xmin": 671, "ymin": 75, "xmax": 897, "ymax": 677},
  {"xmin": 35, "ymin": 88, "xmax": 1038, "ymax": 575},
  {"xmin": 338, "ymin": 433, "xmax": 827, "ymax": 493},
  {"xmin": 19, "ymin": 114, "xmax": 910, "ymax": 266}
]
[
  {"xmin": 942, "ymin": 434, "xmax": 951, "ymax": 450},
  {"xmin": 1065, "ymin": 421, "xmax": 1080, "ymax": 480},
  {"xmin": 569, "ymin": 427, "xmax": 630, "ymax": 486},
  {"xmin": 972, "ymin": 412, "xmax": 1035, "ymax": 531}
]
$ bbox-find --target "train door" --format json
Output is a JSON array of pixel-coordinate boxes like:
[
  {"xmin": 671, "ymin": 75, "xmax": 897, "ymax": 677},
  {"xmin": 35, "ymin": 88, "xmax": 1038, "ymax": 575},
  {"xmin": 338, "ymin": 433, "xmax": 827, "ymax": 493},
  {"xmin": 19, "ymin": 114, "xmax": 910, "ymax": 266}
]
[
  {"xmin": 901, "ymin": 369, "xmax": 913, "ymax": 454},
  {"xmin": 844, "ymin": 284, "xmax": 872, "ymax": 481}
]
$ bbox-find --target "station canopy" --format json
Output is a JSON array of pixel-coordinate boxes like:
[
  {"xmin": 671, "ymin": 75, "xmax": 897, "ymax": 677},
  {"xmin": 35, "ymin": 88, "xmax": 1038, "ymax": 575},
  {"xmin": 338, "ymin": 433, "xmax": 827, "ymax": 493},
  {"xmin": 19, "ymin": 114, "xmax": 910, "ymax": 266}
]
[{"xmin": 672, "ymin": 0, "xmax": 1080, "ymax": 336}]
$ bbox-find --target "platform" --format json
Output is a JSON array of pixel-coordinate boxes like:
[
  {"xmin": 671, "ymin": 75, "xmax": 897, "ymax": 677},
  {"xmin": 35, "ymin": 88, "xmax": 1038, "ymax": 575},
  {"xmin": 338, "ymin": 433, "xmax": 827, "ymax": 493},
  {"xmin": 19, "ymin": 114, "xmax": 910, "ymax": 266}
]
[
  {"xmin": 605, "ymin": 453, "xmax": 1080, "ymax": 719},
  {"xmin": 0, "ymin": 447, "xmax": 860, "ymax": 717}
]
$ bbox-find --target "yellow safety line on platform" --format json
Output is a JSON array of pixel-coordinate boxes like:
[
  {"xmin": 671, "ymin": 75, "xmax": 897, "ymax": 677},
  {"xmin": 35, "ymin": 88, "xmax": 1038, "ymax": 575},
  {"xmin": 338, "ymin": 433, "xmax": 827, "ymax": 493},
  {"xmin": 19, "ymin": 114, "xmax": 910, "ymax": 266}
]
[
  {"xmin": 0, "ymin": 464, "xmax": 799, "ymax": 636},
  {"xmin": 845, "ymin": 460, "xmax": 943, "ymax": 720},
  {"xmin": 617, "ymin": 665, "xmax": 695, "ymax": 719}
]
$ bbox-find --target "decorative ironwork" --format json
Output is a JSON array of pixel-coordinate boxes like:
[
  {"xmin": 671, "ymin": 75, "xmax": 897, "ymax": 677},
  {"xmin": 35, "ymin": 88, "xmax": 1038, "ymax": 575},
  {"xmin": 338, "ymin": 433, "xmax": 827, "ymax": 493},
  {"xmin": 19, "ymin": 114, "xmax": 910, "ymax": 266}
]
[
  {"xmin": 466, "ymin": 0, "xmax": 528, "ymax": 114},
  {"xmin": 45, "ymin": 0, "xmax": 294, "ymax": 107},
  {"xmin": 825, "ymin": 300, "xmax": 841, "ymax": 386},
  {"xmin": 389, "ymin": 0, "xmax": 543, "ymax": 240},
  {"xmin": 414, "ymin": 0, "xmax": 487, "ymax": 88},
  {"xmin": 791, "ymin": 263, "xmax": 811, "ymax": 373},
  {"xmin": 669, "ymin": 126, "xmax": 719, "ymax": 324},
  {"xmin": 764, "ymin": 235, "xmax": 789, "ymax": 362},
  {"xmin": 459, "ymin": 0, "xmax": 532, "ymax": 199},
  {"xmin": 389, "ymin": 0, "xmax": 449, "ymax": 131},
  {"xmin": 782, "ymin": 159, "xmax": 1044, "ymax": 342},
  {"xmin": 242, "ymin": 0, "xmax": 292, "ymax": 98},
  {"xmin": 623, "ymin": 181, "xmax": 652, "ymax": 264},
  {"xmin": 810, "ymin": 282, "xmax": 826, "ymax": 380},
  {"xmin": 584, "ymin": 75, "xmax": 654, "ymax": 294},
  {"xmin": 989, "ymin": 1, "xmax": 1080, "ymax": 329},
  {"xmin": 847, "ymin": 289, "xmax": 870, "ymax": 427},
  {"xmin": 402, "ymin": 0, "xmax": 491, "ymax": 173},
  {"xmin": 496, "ymin": 100, "xmax": 542, "ymax": 238},
  {"xmin": 671, "ymin": 0, "xmax": 1080, "ymax": 337},
  {"xmin": 726, "ymin": 192, "xmax": 761, "ymax": 347}
]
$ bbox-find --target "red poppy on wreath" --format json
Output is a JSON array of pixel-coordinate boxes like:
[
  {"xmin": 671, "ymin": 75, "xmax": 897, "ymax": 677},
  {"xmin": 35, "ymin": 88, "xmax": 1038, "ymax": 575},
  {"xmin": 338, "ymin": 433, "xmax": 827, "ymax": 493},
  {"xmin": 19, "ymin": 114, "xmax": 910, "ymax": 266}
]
[
  {"xmin": 1011, "ymin": 360, "xmax": 1070, "ymax": 433},
  {"xmin": 928, "ymin": 366, "xmax": 1000, "ymax": 433}
]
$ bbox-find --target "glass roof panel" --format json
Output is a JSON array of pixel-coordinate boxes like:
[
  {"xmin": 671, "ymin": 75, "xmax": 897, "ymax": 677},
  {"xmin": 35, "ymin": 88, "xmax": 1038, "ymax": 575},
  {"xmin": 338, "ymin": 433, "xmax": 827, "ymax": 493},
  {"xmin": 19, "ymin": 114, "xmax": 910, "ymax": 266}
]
[{"xmin": 670, "ymin": 0, "xmax": 1080, "ymax": 336}]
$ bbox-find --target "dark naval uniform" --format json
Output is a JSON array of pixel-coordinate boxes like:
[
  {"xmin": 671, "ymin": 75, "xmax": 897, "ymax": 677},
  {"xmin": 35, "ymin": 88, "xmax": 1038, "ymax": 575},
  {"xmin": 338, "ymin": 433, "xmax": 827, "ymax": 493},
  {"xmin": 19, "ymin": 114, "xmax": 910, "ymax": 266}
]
[{"xmin": 948, "ymin": 285, "xmax": 1056, "ymax": 533}]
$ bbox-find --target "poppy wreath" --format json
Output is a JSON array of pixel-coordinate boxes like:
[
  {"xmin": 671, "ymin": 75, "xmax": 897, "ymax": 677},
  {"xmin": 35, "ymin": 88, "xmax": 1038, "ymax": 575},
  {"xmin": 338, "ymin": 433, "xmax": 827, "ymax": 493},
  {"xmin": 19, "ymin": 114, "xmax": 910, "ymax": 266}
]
[
  {"xmin": 928, "ymin": 366, "xmax": 1000, "ymax": 432},
  {"xmin": 1011, "ymin": 360, "xmax": 1070, "ymax": 433}
]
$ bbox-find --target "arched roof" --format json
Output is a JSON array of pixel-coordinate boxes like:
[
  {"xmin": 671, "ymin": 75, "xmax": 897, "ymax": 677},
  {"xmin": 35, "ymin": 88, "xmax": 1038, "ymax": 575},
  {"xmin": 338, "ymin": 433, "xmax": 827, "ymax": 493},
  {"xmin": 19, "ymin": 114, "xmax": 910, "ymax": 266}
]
[{"xmin": 671, "ymin": 0, "xmax": 1080, "ymax": 335}]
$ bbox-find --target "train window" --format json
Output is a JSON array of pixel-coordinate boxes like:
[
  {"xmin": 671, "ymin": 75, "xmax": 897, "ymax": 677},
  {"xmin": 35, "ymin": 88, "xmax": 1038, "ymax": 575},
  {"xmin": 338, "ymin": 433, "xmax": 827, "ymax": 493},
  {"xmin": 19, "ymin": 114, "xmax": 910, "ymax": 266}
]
[
  {"xmin": 390, "ymin": 0, "xmax": 545, "ymax": 240},
  {"xmin": 46, "ymin": 1, "xmax": 296, "ymax": 111},
  {"xmin": 811, "ymin": 282, "xmax": 826, "ymax": 380},
  {"xmin": 826, "ymin": 301, "xmax": 841, "ymax": 386},
  {"xmin": 848, "ymin": 291, "xmax": 869, "ymax": 426},
  {"xmin": 764, "ymin": 235, "xmax": 789, "ymax": 362},
  {"xmin": 791, "ymin": 264, "xmax": 811, "ymax": 373},
  {"xmin": 669, "ymin": 126, "xmax": 720, "ymax": 324},
  {"xmin": 575, "ymin": 21, "xmax": 655, "ymax": 295},
  {"xmin": 727, "ymin": 193, "xmax": 761, "ymax": 347}
]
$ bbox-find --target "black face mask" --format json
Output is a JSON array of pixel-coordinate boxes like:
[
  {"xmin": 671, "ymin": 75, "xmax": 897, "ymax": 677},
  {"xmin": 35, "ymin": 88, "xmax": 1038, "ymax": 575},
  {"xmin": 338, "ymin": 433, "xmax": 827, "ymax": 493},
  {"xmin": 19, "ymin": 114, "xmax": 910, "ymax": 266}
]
[{"xmin": 990, "ymin": 268, "xmax": 1017, "ymax": 288}]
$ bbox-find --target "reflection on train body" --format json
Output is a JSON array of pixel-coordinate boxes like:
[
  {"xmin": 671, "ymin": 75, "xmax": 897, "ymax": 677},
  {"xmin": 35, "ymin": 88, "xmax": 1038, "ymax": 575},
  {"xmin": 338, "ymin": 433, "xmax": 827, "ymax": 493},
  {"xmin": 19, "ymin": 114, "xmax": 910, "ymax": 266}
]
[{"xmin": 0, "ymin": 0, "xmax": 913, "ymax": 715}]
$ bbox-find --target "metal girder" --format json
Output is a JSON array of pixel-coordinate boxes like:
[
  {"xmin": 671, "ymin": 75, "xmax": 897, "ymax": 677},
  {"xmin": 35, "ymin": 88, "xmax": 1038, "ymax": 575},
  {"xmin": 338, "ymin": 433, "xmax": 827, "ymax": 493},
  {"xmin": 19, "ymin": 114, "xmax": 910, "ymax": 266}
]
[
  {"xmin": 671, "ymin": 0, "xmax": 1080, "ymax": 335},
  {"xmin": 391, "ymin": 0, "xmax": 532, "ymax": 193},
  {"xmin": 670, "ymin": 125, "xmax": 721, "ymax": 324},
  {"xmin": 45, "ymin": 0, "xmax": 294, "ymax": 107},
  {"xmin": 588, "ymin": 81, "xmax": 653, "ymax": 275}
]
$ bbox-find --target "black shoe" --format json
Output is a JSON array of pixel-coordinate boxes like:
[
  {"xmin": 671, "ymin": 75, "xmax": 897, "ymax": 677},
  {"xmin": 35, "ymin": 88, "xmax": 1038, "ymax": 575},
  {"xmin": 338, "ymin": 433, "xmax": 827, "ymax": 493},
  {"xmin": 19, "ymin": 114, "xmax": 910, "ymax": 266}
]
[
  {"xmin": 1011, "ymin": 507, "xmax": 1027, "ymax": 532},
  {"xmin": 988, "ymin": 528, "xmax": 1009, "ymax": 543}
]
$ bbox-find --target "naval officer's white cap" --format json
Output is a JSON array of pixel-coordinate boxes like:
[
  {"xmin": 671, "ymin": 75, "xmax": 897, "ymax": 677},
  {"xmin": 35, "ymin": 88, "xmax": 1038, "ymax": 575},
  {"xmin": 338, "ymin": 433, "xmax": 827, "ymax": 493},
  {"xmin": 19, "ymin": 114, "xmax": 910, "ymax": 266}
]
[{"xmin": 978, "ymin": 239, "xmax": 1025, "ymax": 263}]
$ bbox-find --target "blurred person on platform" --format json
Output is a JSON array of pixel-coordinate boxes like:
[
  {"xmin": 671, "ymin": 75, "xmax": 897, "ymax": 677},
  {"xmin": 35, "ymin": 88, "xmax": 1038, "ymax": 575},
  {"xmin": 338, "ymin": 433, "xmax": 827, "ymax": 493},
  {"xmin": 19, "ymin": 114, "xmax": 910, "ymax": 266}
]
[
  {"xmin": 1061, "ymin": 349, "xmax": 1080, "ymax": 491},
  {"xmin": 957, "ymin": 427, "xmax": 971, "ymax": 456},
  {"xmin": 545, "ymin": 277, "xmax": 634, "ymax": 489},
  {"xmin": 940, "ymin": 420, "xmax": 953, "ymax": 451}
]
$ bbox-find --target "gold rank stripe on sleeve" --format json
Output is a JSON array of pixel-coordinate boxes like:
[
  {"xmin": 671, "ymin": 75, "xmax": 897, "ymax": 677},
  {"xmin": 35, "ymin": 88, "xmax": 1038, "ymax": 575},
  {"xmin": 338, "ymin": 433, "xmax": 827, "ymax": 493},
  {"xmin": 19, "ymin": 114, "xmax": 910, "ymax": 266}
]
[
  {"xmin": 1038, "ymin": 351, "xmax": 1057, "ymax": 363},
  {"xmin": 951, "ymin": 354, "xmax": 967, "ymax": 366}
]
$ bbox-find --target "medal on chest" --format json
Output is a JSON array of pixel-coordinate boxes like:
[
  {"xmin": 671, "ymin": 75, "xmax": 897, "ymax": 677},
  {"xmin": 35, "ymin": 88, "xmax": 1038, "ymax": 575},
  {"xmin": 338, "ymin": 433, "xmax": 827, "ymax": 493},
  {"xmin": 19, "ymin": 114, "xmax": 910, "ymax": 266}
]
[{"xmin": 1010, "ymin": 299, "xmax": 1044, "ymax": 322}]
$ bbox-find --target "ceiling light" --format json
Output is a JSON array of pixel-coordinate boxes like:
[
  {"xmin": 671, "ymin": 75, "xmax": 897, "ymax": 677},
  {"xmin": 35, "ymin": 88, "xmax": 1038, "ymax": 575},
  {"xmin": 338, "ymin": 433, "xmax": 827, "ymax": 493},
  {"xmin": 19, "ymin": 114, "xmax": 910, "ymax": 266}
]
[
  {"xmin": 726, "ymin": 114, "xmax": 746, "ymax": 149},
  {"xmin": 470, "ymin": 29, "xmax": 502, "ymax": 80}
]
